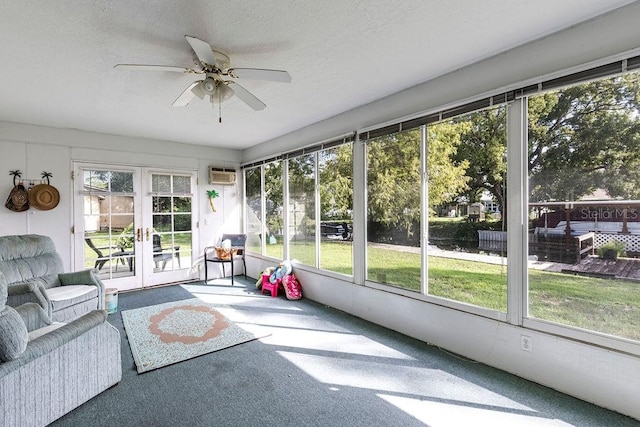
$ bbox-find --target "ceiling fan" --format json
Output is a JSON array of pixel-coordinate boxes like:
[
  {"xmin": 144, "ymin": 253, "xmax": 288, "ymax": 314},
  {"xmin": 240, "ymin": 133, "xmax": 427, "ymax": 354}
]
[{"xmin": 114, "ymin": 35, "xmax": 291, "ymax": 119}]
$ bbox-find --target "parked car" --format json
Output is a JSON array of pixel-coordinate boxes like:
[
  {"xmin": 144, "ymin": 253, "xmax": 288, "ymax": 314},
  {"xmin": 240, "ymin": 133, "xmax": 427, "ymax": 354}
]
[
  {"xmin": 321, "ymin": 222, "xmax": 351, "ymax": 240},
  {"xmin": 321, "ymin": 223, "xmax": 344, "ymax": 237}
]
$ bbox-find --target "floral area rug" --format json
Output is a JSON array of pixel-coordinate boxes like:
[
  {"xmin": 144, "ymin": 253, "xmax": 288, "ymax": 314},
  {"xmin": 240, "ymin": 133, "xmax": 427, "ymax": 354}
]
[{"xmin": 122, "ymin": 298, "xmax": 266, "ymax": 373}]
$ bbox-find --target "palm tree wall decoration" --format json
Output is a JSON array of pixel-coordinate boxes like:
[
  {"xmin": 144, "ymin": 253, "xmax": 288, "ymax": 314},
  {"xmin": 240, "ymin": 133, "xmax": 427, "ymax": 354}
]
[{"xmin": 207, "ymin": 189, "xmax": 220, "ymax": 212}]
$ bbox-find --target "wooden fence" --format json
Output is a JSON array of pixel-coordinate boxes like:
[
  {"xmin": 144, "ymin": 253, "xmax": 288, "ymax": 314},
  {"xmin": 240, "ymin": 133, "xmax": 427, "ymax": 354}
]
[{"xmin": 478, "ymin": 230, "xmax": 595, "ymax": 264}]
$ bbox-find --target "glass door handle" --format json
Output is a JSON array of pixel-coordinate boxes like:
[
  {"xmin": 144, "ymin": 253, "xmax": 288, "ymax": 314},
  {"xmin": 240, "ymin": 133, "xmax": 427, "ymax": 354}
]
[
  {"xmin": 137, "ymin": 228, "xmax": 142, "ymax": 242},
  {"xmin": 146, "ymin": 228, "xmax": 151, "ymax": 241}
]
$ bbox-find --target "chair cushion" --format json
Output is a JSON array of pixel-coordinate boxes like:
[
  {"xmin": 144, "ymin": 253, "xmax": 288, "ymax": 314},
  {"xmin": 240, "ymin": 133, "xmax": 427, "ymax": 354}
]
[
  {"xmin": 46, "ymin": 285, "xmax": 98, "ymax": 311},
  {"xmin": 0, "ymin": 306, "xmax": 28, "ymax": 361}
]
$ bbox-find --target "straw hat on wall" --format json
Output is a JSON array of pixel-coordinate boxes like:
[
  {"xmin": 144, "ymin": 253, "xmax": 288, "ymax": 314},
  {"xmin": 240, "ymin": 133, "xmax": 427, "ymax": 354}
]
[{"xmin": 29, "ymin": 184, "xmax": 60, "ymax": 211}]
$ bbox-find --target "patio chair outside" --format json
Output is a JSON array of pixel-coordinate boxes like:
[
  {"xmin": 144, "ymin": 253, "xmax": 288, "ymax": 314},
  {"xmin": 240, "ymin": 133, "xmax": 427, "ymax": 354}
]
[{"xmin": 85, "ymin": 238, "xmax": 127, "ymax": 271}]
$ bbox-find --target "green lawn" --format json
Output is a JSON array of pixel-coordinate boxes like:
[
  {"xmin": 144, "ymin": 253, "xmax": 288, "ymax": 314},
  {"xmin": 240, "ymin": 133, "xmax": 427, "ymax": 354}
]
[
  {"xmin": 529, "ymin": 269, "xmax": 640, "ymax": 340},
  {"xmin": 83, "ymin": 232, "xmax": 192, "ymax": 269},
  {"xmin": 428, "ymin": 257, "xmax": 507, "ymax": 311},
  {"xmin": 265, "ymin": 241, "xmax": 640, "ymax": 340},
  {"xmin": 86, "ymin": 232, "xmax": 639, "ymax": 341},
  {"xmin": 289, "ymin": 240, "xmax": 353, "ymax": 275}
]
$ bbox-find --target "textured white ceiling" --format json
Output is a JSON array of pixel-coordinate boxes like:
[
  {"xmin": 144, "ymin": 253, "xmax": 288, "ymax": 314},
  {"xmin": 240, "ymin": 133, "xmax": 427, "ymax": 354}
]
[{"xmin": 0, "ymin": 0, "xmax": 636, "ymax": 150}]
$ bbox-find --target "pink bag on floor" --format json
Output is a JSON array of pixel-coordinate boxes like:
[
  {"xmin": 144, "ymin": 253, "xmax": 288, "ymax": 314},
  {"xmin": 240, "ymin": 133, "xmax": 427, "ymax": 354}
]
[{"xmin": 281, "ymin": 274, "xmax": 302, "ymax": 300}]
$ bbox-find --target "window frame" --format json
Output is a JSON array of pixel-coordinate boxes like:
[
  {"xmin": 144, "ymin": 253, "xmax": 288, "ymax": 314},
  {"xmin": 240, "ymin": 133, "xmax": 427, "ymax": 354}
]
[{"xmin": 241, "ymin": 53, "xmax": 640, "ymax": 356}]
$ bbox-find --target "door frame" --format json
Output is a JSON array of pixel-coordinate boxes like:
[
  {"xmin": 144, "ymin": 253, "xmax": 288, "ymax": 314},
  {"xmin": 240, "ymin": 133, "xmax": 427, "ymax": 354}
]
[
  {"xmin": 73, "ymin": 162, "xmax": 199, "ymax": 291},
  {"xmin": 142, "ymin": 167, "xmax": 199, "ymax": 287}
]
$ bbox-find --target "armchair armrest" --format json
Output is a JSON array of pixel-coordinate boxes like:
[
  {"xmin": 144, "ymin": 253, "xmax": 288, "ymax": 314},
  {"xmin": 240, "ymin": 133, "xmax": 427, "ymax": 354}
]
[
  {"xmin": 7, "ymin": 282, "xmax": 37, "ymax": 295},
  {"xmin": 7, "ymin": 280, "xmax": 51, "ymax": 317},
  {"xmin": 24, "ymin": 310, "xmax": 108, "ymax": 361},
  {"xmin": 14, "ymin": 303, "xmax": 52, "ymax": 332},
  {"xmin": 59, "ymin": 269, "xmax": 101, "ymax": 287},
  {"xmin": 59, "ymin": 269, "xmax": 105, "ymax": 309}
]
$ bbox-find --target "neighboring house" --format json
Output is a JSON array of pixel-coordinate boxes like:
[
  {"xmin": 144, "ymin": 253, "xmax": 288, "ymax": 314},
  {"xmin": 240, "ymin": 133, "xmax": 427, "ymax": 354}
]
[
  {"xmin": 83, "ymin": 185, "xmax": 132, "ymax": 232},
  {"xmin": 438, "ymin": 191, "xmax": 499, "ymax": 219}
]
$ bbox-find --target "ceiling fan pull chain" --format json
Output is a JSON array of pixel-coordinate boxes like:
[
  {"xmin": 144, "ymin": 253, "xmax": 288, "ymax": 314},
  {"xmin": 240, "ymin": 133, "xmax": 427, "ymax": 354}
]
[{"xmin": 219, "ymin": 90, "xmax": 223, "ymax": 123}]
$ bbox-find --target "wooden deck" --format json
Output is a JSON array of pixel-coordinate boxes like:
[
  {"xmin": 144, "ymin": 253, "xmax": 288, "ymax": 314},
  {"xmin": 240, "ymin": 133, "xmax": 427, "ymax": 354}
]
[{"xmin": 561, "ymin": 256, "xmax": 640, "ymax": 281}]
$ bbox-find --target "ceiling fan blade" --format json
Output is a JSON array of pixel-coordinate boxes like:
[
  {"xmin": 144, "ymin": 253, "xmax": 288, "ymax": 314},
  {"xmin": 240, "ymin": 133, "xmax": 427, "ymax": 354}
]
[
  {"xmin": 185, "ymin": 35, "xmax": 217, "ymax": 67},
  {"xmin": 229, "ymin": 68, "xmax": 291, "ymax": 83},
  {"xmin": 228, "ymin": 82, "xmax": 266, "ymax": 111},
  {"xmin": 114, "ymin": 64, "xmax": 200, "ymax": 74},
  {"xmin": 172, "ymin": 82, "xmax": 200, "ymax": 107}
]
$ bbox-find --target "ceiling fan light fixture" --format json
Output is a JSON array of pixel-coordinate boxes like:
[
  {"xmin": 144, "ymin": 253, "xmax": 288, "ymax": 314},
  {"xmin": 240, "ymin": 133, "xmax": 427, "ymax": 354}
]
[
  {"xmin": 197, "ymin": 79, "xmax": 234, "ymax": 105},
  {"xmin": 218, "ymin": 83, "xmax": 234, "ymax": 101},
  {"xmin": 203, "ymin": 77, "xmax": 217, "ymax": 94}
]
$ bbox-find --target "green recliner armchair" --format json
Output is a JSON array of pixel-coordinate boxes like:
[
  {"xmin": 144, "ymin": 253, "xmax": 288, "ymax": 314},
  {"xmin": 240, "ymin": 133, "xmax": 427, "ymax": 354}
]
[
  {"xmin": 0, "ymin": 234, "xmax": 105, "ymax": 322},
  {"xmin": 0, "ymin": 270, "xmax": 121, "ymax": 426}
]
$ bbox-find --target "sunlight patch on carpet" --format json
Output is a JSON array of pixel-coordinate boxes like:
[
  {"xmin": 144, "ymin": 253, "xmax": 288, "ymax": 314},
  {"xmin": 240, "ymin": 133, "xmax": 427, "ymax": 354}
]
[{"xmin": 122, "ymin": 298, "xmax": 267, "ymax": 373}]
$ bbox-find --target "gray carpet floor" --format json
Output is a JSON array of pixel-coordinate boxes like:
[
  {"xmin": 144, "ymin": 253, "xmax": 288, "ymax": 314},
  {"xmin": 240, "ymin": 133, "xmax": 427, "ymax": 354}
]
[{"xmin": 52, "ymin": 277, "xmax": 639, "ymax": 426}]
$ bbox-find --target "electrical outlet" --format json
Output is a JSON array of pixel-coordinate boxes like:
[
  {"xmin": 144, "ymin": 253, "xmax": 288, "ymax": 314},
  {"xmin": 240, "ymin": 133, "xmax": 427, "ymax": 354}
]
[{"xmin": 521, "ymin": 335, "xmax": 532, "ymax": 352}]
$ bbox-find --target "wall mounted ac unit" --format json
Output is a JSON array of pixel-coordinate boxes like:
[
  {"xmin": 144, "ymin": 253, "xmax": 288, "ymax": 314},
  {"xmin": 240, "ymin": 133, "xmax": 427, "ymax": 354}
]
[{"xmin": 209, "ymin": 167, "xmax": 236, "ymax": 185}]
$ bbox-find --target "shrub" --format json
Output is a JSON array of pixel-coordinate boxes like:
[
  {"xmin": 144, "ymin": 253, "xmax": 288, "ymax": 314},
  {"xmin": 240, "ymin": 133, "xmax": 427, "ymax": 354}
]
[
  {"xmin": 597, "ymin": 240, "xmax": 626, "ymax": 260},
  {"xmin": 453, "ymin": 220, "xmax": 503, "ymax": 241},
  {"xmin": 116, "ymin": 223, "xmax": 135, "ymax": 249}
]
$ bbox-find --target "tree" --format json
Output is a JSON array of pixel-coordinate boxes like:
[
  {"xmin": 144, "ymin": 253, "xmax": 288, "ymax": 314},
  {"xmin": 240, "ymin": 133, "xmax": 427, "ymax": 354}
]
[
  {"xmin": 264, "ymin": 161, "xmax": 283, "ymax": 236},
  {"xmin": 528, "ymin": 74, "xmax": 640, "ymax": 201},
  {"xmin": 85, "ymin": 170, "xmax": 133, "ymax": 192},
  {"xmin": 450, "ymin": 72, "xmax": 640, "ymax": 225},
  {"xmin": 366, "ymin": 129, "xmax": 421, "ymax": 240},
  {"xmin": 289, "ymin": 154, "xmax": 316, "ymax": 236},
  {"xmin": 260, "ymin": 71, "xmax": 640, "ymax": 245},
  {"xmin": 366, "ymin": 127, "xmax": 469, "ymax": 242},
  {"xmin": 319, "ymin": 144, "xmax": 353, "ymax": 221},
  {"xmin": 428, "ymin": 121, "xmax": 472, "ymax": 210},
  {"xmin": 452, "ymin": 106, "xmax": 507, "ymax": 224}
]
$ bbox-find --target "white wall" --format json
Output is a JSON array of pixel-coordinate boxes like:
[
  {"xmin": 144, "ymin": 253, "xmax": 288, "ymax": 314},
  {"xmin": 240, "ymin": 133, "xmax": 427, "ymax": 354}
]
[
  {"xmin": 242, "ymin": 3, "xmax": 640, "ymax": 420},
  {"xmin": 0, "ymin": 121, "xmax": 242, "ymax": 278}
]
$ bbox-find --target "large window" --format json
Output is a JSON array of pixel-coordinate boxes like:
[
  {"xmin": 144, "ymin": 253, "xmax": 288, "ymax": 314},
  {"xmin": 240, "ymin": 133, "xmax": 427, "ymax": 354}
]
[
  {"xmin": 426, "ymin": 107, "xmax": 508, "ymax": 311},
  {"xmin": 319, "ymin": 144, "xmax": 353, "ymax": 275},
  {"xmin": 366, "ymin": 129, "xmax": 422, "ymax": 290},
  {"xmin": 264, "ymin": 161, "xmax": 284, "ymax": 259},
  {"xmin": 245, "ymin": 167, "xmax": 262, "ymax": 253},
  {"xmin": 243, "ymin": 140, "xmax": 353, "ymax": 272},
  {"xmin": 527, "ymin": 71, "xmax": 640, "ymax": 341},
  {"xmin": 288, "ymin": 154, "xmax": 316, "ymax": 266},
  {"xmin": 245, "ymin": 161, "xmax": 285, "ymax": 259},
  {"xmin": 362, "ymin": 106, "xmax": 508, "ymax": 312}
]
